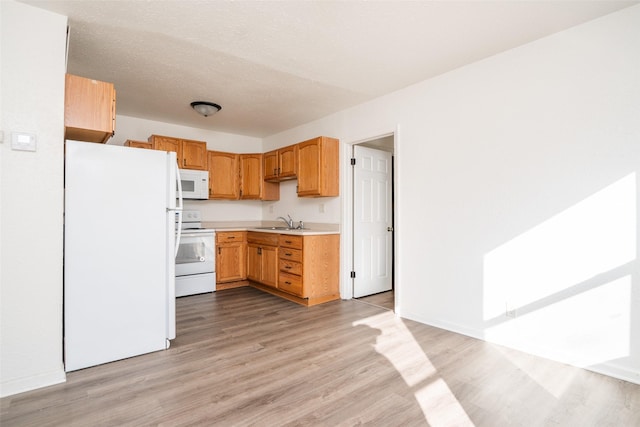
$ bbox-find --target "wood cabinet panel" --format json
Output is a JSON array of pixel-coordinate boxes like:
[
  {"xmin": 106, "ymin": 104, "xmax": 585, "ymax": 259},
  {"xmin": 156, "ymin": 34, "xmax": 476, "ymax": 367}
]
[
  {"xmin": 247, "ymin": 234, "xmax": 278, "ymax": 288},
  {"xmin": 279, "ymin": 234, "xmax": 303, "ymax": 250},
  {"xmin": 246, "ymin": 244, "xmax": 262, "ymax": 283},
  {"xmin": 216, "ymin": 231, "xmax": 246, "ymax": 284},
  {"xmin": 181, "ymin": 139, "xmax": 208, "ymax": 170},
  {"xmin": 279, "ymin": 258, "xmax": 302, "ymax": 276},
  {"xmin": 261, "ymin": 245, "xmax": 278, "ymax": 288},
  {"xmin": 240, "ymin": 154, "xmax": 279, "ymax": 201},
  {"xmin": 148, "ymin": 135, "xmax": 207, "ymax": 170},
  {"xmin": 278, "ymin": 271, "xmax": 303, "ymax": 295},
  {"xmin": 278, "ymin": 144, "xmax": 298, "ymax": 179},
  {"xmin": 247, "ymin": 232, "xmax": 279, "ymax": 246},
  {"xmin": 263, "ymin": 150, "xmax": 279, "ymax": 181},
  {"xmin": 148, "ymin": 135, "xmax": 183, "ymax": 162},
  {"xmin": 208, "ymin": 151, "xmax": 239, "ymax": 199},
  {"xmin": 264, "ymin": 145, "xmax": 298, "ymax": 182},
  {"xmin": 279, "ymin": 248, "xmax": 302, "ymax": 263},
  {"xmin": 124, "ymin": 140, "xmax": 152, "ymax": 149},
  {"xmin": 296, "ymin": 137, "xmax": 339, "ymax": 197},
  {"xmin": 64, "ymin": 73, "xmax": 116, "ymax": 143}
]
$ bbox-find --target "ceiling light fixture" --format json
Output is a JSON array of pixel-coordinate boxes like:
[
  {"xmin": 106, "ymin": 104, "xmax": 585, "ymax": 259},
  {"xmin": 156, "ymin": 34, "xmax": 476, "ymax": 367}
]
[{"xmin": 190, "ymin": 101, "xmax": 222, "ymax": 117}]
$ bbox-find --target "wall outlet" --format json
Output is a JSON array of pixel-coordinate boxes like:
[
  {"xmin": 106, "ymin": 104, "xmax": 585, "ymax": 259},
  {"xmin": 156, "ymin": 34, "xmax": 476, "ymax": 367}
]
[
  {"xmin": 319, "ymin": 203, "xmax": 325, "ymax": 213},
  {"xmin": 11, "ymin": 132, "xmax": 37, "ymax": 152},
  {"xmin": 505, "ymin": 302, "xmax": 517, "ymax": 318}
]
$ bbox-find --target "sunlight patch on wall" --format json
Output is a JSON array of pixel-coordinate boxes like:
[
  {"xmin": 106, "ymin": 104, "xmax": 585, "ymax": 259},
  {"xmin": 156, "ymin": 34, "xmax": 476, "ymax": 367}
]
[
  {"xmin": 354, "ymin": 312, "xmax": 474, "ymax": 426},
  {"xmin": 487, "ymin": 276, "xmax": 631, "ymax": 368},
  {"xmin": 482, "ymin": 173, "xmax": 636, "ymax": 367}
]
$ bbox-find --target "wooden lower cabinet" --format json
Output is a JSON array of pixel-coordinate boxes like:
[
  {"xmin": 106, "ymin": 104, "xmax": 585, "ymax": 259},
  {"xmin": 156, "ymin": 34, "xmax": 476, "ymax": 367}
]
[
  {"xmin": 215, "ymin": 231, "xmax": 246, "ymax": 284},
  {"xmin": 250, "ymin": 233, "xmax": 340, "ymax": 306},
  {"xmin": 246, "ymin": 232, "xmax": 278, "ymax": 288}
]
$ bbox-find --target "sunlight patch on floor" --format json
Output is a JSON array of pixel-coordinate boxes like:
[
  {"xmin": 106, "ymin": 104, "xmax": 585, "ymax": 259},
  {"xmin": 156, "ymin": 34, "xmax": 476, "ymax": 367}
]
[{"xmin": 354, "ymin": 311, "xmax": 475, "ymax": 426}]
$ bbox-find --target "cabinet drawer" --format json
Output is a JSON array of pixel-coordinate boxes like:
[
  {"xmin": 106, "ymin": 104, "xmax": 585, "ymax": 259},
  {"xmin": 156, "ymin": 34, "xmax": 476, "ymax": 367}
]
[
  {"xmin": 279, "ymin": 234, "xmax": 303, "ymax": 249},
  {"xmin": 247, "ymin": 232, "xmax": 279, "ymax": 246},
  {"xmin": 279, "ymin": 259, "xmax": 302, "ymax": 276},
  {"xmin": 279, "ymin": 248, "xmax": 302, "ymax": 263},
  {"xmin": 216, "ymin": 231, "xmax": 246, "ymax": 244},
  {"xmin": 278, "ymin": 272, "xmax": 303, "ymax": 296}
]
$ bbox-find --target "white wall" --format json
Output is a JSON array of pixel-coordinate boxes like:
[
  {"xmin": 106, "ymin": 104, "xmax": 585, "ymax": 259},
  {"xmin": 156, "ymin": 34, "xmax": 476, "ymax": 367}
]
[
  {"xmin": 0, "ymin": 1, "xmax": 67, "ymax": 396},
  {"xmin": 114, "ymin": 115, "xmax": 264, "ymax": 221},
  {"xmin": 264, "ymin": 6, "xmax": 640, "ymax": 383}
]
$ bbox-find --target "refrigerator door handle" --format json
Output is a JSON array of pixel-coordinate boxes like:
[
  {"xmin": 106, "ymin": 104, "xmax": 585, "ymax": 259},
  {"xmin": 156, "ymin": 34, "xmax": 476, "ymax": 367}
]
[
  {"xmin": 174, "ymin": 211, "xmax": 182, "ymax": 258},
  {"xmin": 175, "ymin": 161, "xmax": 184, "ymax": 211},
  {"xmin": 174, "ymin": 160, "xmax": 183, "ymax": 258}
]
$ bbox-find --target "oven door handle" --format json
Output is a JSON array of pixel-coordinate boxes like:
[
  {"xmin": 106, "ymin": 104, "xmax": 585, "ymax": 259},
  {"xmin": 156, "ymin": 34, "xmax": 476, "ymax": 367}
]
[{"xmin": 180, "ymin": 233, "xmax": 213, "ymax": 238}]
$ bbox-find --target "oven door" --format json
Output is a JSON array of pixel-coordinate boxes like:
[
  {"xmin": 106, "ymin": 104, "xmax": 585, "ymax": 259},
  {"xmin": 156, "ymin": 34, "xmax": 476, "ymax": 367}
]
[{"xmin": 175, "ymin": 232, "xmax": 215, "ymax": 276}]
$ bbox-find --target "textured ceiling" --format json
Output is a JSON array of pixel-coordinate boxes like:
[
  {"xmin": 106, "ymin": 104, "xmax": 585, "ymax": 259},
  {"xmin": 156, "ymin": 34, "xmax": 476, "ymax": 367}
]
[{"xmin": 20, "ymin": 0, "xmax": 639, "ymax": 137}]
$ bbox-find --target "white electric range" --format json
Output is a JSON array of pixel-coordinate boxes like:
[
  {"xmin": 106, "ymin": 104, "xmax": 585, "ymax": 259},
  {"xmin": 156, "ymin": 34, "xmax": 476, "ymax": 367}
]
[{"xmin": 175, "ymin": 210, "xmax": 216, "ymax": 297}]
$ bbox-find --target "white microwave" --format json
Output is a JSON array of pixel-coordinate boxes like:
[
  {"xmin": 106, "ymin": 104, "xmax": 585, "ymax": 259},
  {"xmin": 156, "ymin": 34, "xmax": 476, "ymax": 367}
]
[{"xmin": 178, "ymin": 169, "xmax": 209, "ymax": 200}]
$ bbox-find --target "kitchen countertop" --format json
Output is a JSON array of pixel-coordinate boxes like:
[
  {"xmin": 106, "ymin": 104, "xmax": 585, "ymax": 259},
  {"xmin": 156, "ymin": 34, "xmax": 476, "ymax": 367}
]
[{"xmin": 200, "ymin": 221, "xmax": 340, "ymax": 236}]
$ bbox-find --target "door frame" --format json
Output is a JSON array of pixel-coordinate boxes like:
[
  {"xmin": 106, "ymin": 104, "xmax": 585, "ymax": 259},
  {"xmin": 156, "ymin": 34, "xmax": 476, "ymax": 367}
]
[{"xmin": 340, "ymin": 126, "xmax": 400, "ymax": 312}]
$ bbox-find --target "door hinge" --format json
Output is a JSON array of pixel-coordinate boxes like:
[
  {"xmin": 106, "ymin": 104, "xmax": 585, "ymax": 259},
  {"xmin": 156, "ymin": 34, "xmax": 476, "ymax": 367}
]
[
  {"xmin": 350, "ymin": 158, "xmax": 356, "ymax": 166},
  {"xmin": 350, "ymin": 271, "xmax": 356, "ymax": 279}
]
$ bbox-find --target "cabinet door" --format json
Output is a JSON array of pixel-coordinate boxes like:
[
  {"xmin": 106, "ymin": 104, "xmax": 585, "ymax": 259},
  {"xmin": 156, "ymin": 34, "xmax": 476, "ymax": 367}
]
[
  {"xmin": 150, "ymin": 135, "xmax": 183, "ymax": 164},
  {"xmin": 297, "ymin": 137, "xmax": 339, "ymax": 197},
  {"xmin": 64, "ymin": 73, "xmax": 116, "ymax": 143},
  {"xmin": 216, "ymin": 242, "xmax": 246, "ymax": 283},
  {"xmin": 297, "ymin": 139, "xmax": 322, "ymax": 196},
  {"xmin": 181, "ymin": 139, "xmax": 208, "ymax": 170},
  {"xmin": 208, "ymin": 151, "xmax": 239, "ymax": 199},
  {"xmin": 246, "ymin": 244, "xmax": 262, "ymax": 282},
  {"xmin": 263, "ymin": 150, "xmax": 279, "ymax": 181},
  {"xmin": 239, "ymin": 154, "xmax": 263, "ymax": 199},
  {"xmin": 261, "ymin": 245, "xmax": 278, "ymax": 288},
  {"xmin": 240, "ymin": 154, "xmax": 280, "ymax": 201},
  {"xmin": 278, "ymin": 145, "xmax": 298, "ymax": 179}
]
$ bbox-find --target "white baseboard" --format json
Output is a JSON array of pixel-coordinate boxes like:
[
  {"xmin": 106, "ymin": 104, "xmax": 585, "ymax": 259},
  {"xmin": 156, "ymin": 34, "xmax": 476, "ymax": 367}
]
[
  {"xmin": 399, "ymin": 310, "xmax": 640, "ymax": 386},
  {"xmin": 0, "ymin": 366, "xmax": 66, "ymax": 398}
]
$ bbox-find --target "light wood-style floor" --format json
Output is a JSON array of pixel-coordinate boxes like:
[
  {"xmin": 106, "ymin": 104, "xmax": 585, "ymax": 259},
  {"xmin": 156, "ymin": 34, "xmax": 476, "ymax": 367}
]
[
  {"xmin": 2, "ymin": 287, "xmax": 639, "ymax": 426},
  {"xmin": 357, "ymin": 290, "xmax": 394, "ymax": 311}
]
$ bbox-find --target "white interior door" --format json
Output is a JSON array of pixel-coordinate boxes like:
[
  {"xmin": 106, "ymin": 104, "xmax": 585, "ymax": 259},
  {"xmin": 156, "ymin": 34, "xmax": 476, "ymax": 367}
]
[{"xmin": 353, "ymin": 145, "xmax": 393, "ymax": 298}]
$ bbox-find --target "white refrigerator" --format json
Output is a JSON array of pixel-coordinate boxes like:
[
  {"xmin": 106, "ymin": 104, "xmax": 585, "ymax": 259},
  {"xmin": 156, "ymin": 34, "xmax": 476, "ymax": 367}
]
[{"xmin": 64, "ymin": 140, "xmax": 181, "ymax": 372}]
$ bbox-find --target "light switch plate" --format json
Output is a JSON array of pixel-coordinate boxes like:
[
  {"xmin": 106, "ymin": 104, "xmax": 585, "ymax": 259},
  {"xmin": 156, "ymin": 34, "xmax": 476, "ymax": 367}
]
[{"xmin": 11, "ymin": 132, "xmax": 37, "ymax": 152}]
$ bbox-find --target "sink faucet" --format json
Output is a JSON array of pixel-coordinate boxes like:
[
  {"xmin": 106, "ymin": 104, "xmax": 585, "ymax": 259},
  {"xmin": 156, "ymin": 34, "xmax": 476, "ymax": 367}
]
[{"xmin": 277, "ymin": 214, "xmax": 294, "ymax": 229}]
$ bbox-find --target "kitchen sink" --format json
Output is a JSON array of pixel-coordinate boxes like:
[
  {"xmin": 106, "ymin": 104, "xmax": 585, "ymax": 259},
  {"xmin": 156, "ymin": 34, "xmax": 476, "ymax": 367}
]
[{"xmin": 254, "ymin": 226, "xmax": 307, "ymax": 231}]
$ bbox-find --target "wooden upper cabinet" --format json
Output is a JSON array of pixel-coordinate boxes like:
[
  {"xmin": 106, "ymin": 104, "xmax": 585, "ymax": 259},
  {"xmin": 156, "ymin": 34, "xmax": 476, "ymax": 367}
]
[
  {"xmin": 148, "ymin": 135, "xmax": 207, "ymax": 170},
  {"xmin": 64, "ymin": 74, "xmax": 116, "ymax": 143},
  {"xmin": 181, "ymin": 139, "xmax": 208, "ymax": 170},
  {"xmin": 263, "ymin": 150, "xmax": 279, "ymax": 181},
  {"xmin": 279, "ymin": 144, "xmax": 298, "ymax": 179},
  {"xmin": 264, "ymin": 145, "xmax": 298, "ymax": 182},
  {"xmin": 240, "ymin": 154, "xmax": 279, "ymax": 201},
  {"xmin": 124, "ymin": 140, "xmax": 152, "ymax": 149},
  {"xmin": 296, "ymin": 136, "xmax": 339, "ymax": 197},
  {"xmin": 208, "ymin": 150, "xmax": 239, "ymax": 199},
  {"xmin": 148, "ymin": 135, "xmax": 182, "ymax": 161}
]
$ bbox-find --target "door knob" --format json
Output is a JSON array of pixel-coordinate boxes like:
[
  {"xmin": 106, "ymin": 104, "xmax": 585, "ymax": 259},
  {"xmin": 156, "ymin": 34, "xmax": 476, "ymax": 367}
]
[{"xmin": 387, "ymin": 227, "xmax": 394, "ymax": 232}]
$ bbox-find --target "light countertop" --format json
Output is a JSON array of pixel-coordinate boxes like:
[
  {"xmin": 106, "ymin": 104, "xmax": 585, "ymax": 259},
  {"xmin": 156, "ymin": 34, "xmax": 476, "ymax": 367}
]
[{"xmin": 200, "ymin": 221, "xmax": 340, "ymax": 236}]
